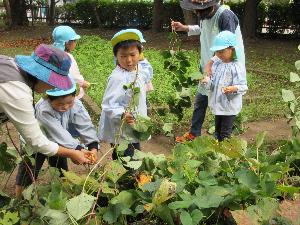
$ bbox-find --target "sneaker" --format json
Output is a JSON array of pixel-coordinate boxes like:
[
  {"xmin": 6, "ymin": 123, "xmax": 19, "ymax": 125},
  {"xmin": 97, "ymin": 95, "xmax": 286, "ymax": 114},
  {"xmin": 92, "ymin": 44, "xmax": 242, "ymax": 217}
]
[{"xmin": 175, "ymin": 132, "xmax": 196, "ymax": 143}]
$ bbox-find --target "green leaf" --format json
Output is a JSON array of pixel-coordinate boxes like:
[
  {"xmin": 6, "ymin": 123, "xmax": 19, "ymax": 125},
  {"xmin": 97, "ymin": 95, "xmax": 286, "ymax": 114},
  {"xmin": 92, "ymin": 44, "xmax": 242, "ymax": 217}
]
[
  {"xmin": 105, "ymin": 161, "xmax": 127, "ymax": 183},
  {"xmin": 110, "ymin": 190, "xmax": 136, "ymax": 208},
  {"xmin": 154, "ymin": 205, "xmax": 175, "ymax": 225},
  {"xmin": 163, "ymin": 123, "xmax": 173, "ymax": 134},
  {"xmin": 282, "ymin": 89, "xmax": 295, "ymax": 102},
  {"xmin": 180, "ymin": 210, "xmax": 193, "ymax": 225},
  {"xmin": 295, "ymin": 60, "xmax": 300, "ymax": 70},
  {"xmin": 193, "ymin": 195, "xmax": 224, "ymax": 209},
  {"xmin": 191, "ymin": 209, "xmax": 203, "ymax": 225},
  {"xmin": 62, "ymin": 170, "xmax": 84, "ymax": 185},
  {"xmin": 103, "ymin": 204, "xmax": 123, "ymax": 224},
  {"xmin": 188, "ymin": 71, "xmax": 203, "ymax": 81},
  {"xmin": 45, "ymin": 182, "xmax": 67, "ymax": 210},
  {"xmin": 277, "ymin": 185, "xmax": 300, "ymax": 194},
  {"xmin": 290, "ymin": 72, "xmax": 300, "ymax": 82},
  {"xmin": 117, "ymin": 140, "xmax": 130, "ymax": 152},
  {"xmin": 168, "ymin": 200, "xmax": 192, "ymax": 210},
  {"xmin": 236, "ymin": 170, "xmax": 259, "ymax": 189},
  {"xmin": 0, "ymin": 210, "xmax": 19, "ymax": 225},
  {"xmin": 256, "ymin": 131, "xmax": 267, "ymax": 149},
  {"xmin": 296, "ymin": 121, "xmax": 300, "ymax": 129},
  {"xmin": 125, "ymin": 160, "xmax": 142, "ymax": 170},
  {"xmin": 289, "ymin": 102, "xmax": 295, "ymax": 113},
  {"xmin": 66, "ymin": 192, "xmax": 96, "ymax": 221},
  {"xmin": 23, "ymin": 184, "xmax": 34, "ymax": 201}
]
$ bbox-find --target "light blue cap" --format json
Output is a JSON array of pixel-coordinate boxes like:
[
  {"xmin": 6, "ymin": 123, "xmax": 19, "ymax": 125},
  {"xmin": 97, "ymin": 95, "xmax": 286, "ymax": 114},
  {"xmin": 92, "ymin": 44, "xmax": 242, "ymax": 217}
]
[
  {"xmin": 46, "ymin": 75, "xmax": 76, "ymax": 96},
  {"xmin": 111, "ymin": 28, "xmax": 146, "ymax": 47},
  {"xmin": 210, "ymin": 31, "xmax": 241, "ymax": 61},
  {"xmin": 52, "ymin": 26, "xmax": 81, "ymax": 51}
]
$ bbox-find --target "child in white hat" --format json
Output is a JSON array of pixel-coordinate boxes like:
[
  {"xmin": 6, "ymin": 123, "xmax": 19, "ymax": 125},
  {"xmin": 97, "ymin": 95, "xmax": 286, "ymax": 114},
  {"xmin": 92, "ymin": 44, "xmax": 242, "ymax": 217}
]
[{"xmin": 203, "ymin": 31, "xmax": 248, "ymax": 141}]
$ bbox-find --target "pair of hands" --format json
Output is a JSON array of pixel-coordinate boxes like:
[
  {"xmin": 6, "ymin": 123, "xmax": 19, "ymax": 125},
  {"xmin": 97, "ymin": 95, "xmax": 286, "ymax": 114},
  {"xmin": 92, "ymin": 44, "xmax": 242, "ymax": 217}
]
[{"xmin": 71, "ymin": 149, "xmax": 98, "ymax": 165}]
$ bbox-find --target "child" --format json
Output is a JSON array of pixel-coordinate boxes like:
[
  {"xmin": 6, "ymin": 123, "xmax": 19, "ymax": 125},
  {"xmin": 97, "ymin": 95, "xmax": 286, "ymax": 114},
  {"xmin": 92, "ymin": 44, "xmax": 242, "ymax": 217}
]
[
  {"xmin": 204, "ymin": 31, "xmax": 247, "ymax": 141},
  {"xmin": 52, "ymin": 26, "xmax": 90, "ymax": 94},
  {"xmin": 15, "ymin": 81, "xmax": 99, "ymax": 193},
  {"xmin": 98, "ymin": 29, "xmax": 149, "ymax": 160},
  {"xmin": 113, "ymin": 29, "xmax": 154, "ymax": 93}
]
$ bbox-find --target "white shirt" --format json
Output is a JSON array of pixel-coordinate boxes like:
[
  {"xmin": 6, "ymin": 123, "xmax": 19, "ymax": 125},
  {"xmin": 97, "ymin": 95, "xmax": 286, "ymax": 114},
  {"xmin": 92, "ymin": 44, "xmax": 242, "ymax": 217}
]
[{"xmin": 0, "ymin": 81, "xmax": 58, "ymax": 156}]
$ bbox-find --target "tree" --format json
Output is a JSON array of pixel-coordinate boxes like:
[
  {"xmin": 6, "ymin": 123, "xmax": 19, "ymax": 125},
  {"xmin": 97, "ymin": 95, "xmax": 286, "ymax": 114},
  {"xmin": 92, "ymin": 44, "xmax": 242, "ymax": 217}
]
[
  {"xmin": 3, "ymin": 0, "xmax": 12, "ymax": 27},
  {"xmin": 242, "ymin": 0, "xmax": 262, "ymax": 39},
  {"xmin": 152, "ymin": 0, "xmax": 164, "ymax": 32},
  {"xmin": 8, "ymin": 0, "xmax": 28, "ymax": 26}
]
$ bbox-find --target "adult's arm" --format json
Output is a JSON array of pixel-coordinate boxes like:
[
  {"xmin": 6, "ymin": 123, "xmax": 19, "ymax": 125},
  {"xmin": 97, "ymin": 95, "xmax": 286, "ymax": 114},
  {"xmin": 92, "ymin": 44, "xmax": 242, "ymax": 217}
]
[{"xmin": 218, "ymin": 9, "xmax": 239, "ymax": 32}]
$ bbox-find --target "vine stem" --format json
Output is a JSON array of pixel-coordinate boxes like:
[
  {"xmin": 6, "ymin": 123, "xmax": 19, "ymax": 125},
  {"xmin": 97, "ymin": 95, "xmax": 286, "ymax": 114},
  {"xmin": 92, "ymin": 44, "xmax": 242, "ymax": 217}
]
[
  {"xmin": 86, "ymin": 171, "xmax": 107, "ymax": 225},
  {"xmin": 5, "ymin": 123, "xmax": 37, "ymax": 196},
  {"xmin": 82, "ymin": 147, "xmax": 113, "ymax": 193}
]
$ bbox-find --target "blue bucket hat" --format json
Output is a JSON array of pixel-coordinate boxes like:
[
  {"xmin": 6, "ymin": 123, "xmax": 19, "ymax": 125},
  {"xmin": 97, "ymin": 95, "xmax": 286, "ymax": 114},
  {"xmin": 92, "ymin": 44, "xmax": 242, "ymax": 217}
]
[
  {"xmin": 111, "ymin": 29, "xmax": 146, "ymax": 47},
  {"xmin": 210, "ymin": 31, "xmax": 242, "ymax": 61},
  {"xmin": 15, "ymin": 44, "xmax": 73, "ymax": 90},
  {"xmin": 46, "ymin": 76, "xmax": 76, "ymax": 96},
  {"xmin": 52, "ymin": 26, "xmax": 81, "ymax": 51}
]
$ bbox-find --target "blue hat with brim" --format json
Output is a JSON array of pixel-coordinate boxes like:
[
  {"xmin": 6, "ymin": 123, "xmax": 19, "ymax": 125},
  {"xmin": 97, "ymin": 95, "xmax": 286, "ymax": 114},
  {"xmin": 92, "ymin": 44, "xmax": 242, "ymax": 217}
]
[
  {"xmin": 111, "ymin": 29, "xmax": 146, "ymax": 47},
  {"xmin": 15, "ymin": 44, "xmax": 73, "ymax": 90},
  {"xmin": 46, "ymin": 76, "xmax": 76, "ymax": 96},
  {"xmin": 52, "ymin": 26, "xmax": 81, "ymax": 51},
  {"xmin": 210, "ymin": 31, "xmax": 242, "ymax": 61}
]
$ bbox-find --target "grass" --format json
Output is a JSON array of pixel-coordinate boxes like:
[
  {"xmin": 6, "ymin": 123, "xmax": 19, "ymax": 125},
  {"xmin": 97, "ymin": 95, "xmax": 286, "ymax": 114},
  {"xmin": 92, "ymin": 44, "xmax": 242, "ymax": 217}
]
[{"xmin": 0, "ymin": 27, "xmax": 299, "ymax": 125}]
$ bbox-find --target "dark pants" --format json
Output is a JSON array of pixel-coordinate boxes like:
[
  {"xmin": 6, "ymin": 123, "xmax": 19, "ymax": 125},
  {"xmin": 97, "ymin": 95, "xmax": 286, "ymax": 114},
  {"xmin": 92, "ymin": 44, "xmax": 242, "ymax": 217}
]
[
  {"xmin": 215, "ymin": 115, "xmax": 236, "ymax": 142},
  {"xmin": 16, "ymin": 153, "xmax": 68, "ymax": 186},
  {"xmin": 190, "ymin": 93, "xmax": 208, "ymax": 136},
  {"xmin": 111, "ymin": 143, "xmax": 141, "ymax": 160}
]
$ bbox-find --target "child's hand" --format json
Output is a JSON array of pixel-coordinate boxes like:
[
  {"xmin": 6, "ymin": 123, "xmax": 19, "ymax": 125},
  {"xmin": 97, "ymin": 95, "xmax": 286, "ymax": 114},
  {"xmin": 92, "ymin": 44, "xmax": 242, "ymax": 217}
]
[
  {"xmin": 123, "ymin": 112, "xmax": 135, "ymax": 125},
  {"xmin": 81, "ymin": 81, "xmax": 90, "ymax": 89},
  {"xmin": 201, "ymin": 76, "xmax": 210, "ymax": 84},
  {"xmin": 222, "ymin": 86, "xmax": 238, "ymax": 94},
  {"xmin": 85, "ymin": 149, "xmax": 97, "ymax": 164}
]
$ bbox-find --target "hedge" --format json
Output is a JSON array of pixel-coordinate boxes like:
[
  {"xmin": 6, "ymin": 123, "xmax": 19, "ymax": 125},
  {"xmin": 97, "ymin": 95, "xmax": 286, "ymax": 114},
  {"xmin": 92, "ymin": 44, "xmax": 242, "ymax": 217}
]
[{"xmin": 55, "ymin": 0, "xmax": 299, "ymax": 36}]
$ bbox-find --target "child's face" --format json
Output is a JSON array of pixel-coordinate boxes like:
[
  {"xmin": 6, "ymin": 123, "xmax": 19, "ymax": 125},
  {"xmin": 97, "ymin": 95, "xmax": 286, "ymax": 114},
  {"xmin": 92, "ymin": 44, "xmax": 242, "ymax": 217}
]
[
  {"xmin": 116, "ymin": 45, "xmax": 140, "ymax": 71},
  {"xmin": 50, "ymin": 95, "xmax": 75, "ymax": 112},
  {"xmin": 215, "ymin": 47, "xmax": 234, "ymax": 63},
  {"xmin": 65, "ymin": 40, "xmax": 76, "ymax": 52}
]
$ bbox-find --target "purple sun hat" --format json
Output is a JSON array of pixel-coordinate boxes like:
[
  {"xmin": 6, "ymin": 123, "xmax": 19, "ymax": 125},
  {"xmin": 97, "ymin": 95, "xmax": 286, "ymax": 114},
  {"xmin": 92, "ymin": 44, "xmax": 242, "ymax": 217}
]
[{"xmin": 15, "ymin": 44, "xmax": 73, "ymax": 90}]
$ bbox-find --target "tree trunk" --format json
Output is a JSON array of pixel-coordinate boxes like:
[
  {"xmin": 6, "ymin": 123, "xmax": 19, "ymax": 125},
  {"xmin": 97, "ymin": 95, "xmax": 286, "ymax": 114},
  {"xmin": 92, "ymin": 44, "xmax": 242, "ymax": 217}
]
[
  {"xmin": 152, "ymin": 0, "xmax": 164, "ymax": 32},
  {"xmin": 3, "ymin": 0, "xmax": 12, "ymax": 28},
  {"xmin": 242, "ymin": 0, "xmax": 262, "ymax": 39},
  {"xmin": 9, "ymin": 0, "xmax": 28, "ymax": 26},
  {"xmin": 47, "ymin": 0, "xmax": 56, "ymax": 25}
]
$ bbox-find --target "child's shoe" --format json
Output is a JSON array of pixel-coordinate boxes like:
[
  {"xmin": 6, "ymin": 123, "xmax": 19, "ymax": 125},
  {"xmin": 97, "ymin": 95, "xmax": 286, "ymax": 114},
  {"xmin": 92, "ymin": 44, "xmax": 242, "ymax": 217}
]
[{"xmin": 175, "ymin": 132, "xmax": 196, "ymax": 143}]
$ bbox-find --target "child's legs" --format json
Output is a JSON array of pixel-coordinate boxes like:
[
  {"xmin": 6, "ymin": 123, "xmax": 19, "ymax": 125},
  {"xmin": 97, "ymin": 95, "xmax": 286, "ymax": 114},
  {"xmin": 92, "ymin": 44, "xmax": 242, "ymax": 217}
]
[
  {"xmin": 215, "ymin": 115, "xmax": 223, "ymax": 141},
  {"xmin": 219, "ymin": 115, "xmax": 236, "ymax": 142},
  {"xmin": 48, "ymin": 156, "xmax": 68, "ymax": 177},
  {"xmin": 190, "ymin": 93, "xmax": 208, "ymax": 136},
  {"xmin": 15, "ymin": 153, "xmax": 46, "ymax": 197}
]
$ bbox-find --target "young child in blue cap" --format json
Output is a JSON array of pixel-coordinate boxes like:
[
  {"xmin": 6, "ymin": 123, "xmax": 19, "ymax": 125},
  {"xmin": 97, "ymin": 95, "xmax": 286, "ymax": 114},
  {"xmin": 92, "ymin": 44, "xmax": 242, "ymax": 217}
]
[
  {"xmin": 52, "ymin": 26, "xmax": 90, "ymax": 97},
  {"xmin": 203, "ymin": 31, "xmax": 248, "ymax": 141},
  {"xmin": 98, "ymin": 29, "xmax": 149, "ymax": 160},
  {"xmin": 15, "ymin": 80, "xmax": 99, "ymax": 195}
]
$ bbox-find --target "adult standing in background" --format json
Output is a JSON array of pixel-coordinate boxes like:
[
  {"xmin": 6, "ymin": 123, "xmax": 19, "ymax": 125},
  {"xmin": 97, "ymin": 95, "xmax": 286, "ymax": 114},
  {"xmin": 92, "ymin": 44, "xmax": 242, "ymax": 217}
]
[{"xmin": 172, "ymin": 0, "xmax": 245, "ymax": 142}]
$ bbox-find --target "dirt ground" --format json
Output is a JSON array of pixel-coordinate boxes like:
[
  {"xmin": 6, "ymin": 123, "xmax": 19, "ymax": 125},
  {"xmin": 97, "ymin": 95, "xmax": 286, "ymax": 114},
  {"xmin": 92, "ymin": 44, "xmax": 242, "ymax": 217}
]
[{"xmin": 0, "ymin": 24, "xmax": 294, "ymax": 196}]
